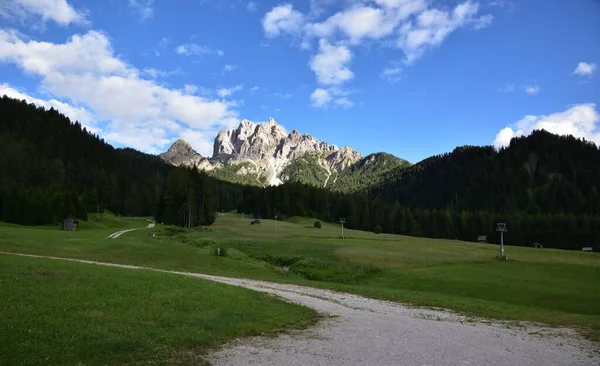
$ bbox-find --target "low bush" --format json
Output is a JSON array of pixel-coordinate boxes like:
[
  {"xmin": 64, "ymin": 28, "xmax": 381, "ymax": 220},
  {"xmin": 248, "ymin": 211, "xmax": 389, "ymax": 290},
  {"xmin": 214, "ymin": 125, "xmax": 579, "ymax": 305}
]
[
  {"xmin": 255, "ymin": 254, "xmax": 303, "ymax": 267},
  {"xmin": 373, "ymin": 225, "xmax": 382, "ymax": 234},
  {"xmin": 314, "ymin": 221, "xmax": 321, "ymax": 229},
  {"xmin": 289, "ymin": 258, "xmax": 380, "ymax": 284}
]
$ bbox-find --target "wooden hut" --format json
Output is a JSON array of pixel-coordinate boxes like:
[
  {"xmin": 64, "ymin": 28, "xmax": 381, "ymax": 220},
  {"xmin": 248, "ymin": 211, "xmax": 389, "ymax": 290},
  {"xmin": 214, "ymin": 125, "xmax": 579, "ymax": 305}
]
[{"xmin": 62, "ymin": 216, "xmax": 78, "ymax": 231}]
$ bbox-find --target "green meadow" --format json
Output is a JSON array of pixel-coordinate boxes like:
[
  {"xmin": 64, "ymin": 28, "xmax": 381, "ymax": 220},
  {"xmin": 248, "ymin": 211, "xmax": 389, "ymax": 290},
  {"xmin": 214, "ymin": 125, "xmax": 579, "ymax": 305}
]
[{"xmin": 1, "ymin": 211, "xmax": 599, "ymax": 364}]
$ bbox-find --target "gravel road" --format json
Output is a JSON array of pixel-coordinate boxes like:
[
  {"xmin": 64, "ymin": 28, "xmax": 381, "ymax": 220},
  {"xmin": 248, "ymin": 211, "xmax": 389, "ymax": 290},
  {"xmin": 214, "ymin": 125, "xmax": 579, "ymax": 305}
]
[
  {"xmin": 106, "ymin": 222, "xmax": 154, "ymax": 239},
  {"xmin": 1, "ymin": 252, "xmax": 597, "ymax": 365}
]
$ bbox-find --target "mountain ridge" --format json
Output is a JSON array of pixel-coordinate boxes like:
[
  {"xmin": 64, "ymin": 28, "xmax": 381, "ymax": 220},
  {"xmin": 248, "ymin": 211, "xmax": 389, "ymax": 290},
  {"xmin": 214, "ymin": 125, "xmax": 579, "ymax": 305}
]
[{"xmin": 159, "ymin": 118, "xmax": 403, "ymax": 191}]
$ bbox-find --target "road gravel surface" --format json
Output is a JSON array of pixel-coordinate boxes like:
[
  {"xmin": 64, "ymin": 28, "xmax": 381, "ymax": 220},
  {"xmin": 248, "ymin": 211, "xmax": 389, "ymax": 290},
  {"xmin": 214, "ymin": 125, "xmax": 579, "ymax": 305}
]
[{"xmin": 1, "ymin": 251, "xmax": 597, "ymax": 366}]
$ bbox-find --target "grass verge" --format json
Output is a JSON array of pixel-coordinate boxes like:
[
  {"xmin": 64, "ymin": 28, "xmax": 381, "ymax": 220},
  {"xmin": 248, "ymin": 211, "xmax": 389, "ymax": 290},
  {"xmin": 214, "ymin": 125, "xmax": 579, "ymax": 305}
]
[{"xmin": 0, "ymin": 254, "xmax": 318, "ymax": 365}]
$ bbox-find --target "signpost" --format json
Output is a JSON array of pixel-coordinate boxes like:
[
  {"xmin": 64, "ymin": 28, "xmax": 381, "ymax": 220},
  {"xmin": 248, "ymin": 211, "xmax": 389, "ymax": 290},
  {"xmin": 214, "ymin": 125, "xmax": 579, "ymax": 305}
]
[
  {"xmin": 496, "ymin": 223, "xmax": 508, "ymax": 260},
  {"xmin": 339, "ymin": 218, "xmax": 346, "ymax": 239}
]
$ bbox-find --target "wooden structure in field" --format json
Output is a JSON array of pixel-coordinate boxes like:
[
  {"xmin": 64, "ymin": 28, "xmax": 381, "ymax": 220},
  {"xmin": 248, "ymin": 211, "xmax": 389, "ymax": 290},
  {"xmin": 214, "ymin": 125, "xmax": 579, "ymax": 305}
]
[{"xmin": 62, "ymin": 216, "xmax": 78, "ymax": 231}]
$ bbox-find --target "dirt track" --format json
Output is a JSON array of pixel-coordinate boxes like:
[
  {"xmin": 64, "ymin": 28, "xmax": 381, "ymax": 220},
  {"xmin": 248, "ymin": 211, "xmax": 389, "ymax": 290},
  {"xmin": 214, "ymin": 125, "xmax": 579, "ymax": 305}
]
[{"xmin": 1, "ymin": 251, "xmax": 597, "ymax": 365}]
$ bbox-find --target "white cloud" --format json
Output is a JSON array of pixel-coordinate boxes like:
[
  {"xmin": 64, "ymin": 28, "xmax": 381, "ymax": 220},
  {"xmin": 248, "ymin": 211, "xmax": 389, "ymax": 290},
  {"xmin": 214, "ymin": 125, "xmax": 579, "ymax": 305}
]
[
  {"xmin": 397, "ymin": 1, "xmax": 484, "ymax": 64},
  {"xmin": 309, "ymin": 39, "xmax": 354, "ymax": 86},
  {"xmin": 310, "ymin": 86, "xmax": 354, "ymax": 108},
  {"xmin": 217, "ymin": 85, "xmax": 244, "ymax": 98},
  {"xmin": 249, "ymin": 85, "xmax": 260, "ymax": 95},
  {"xmin": 472, "ymin": 14, "xmax": 493, "ymax": 30},
  {"xmin": 523, "ymin": 85, "xmax": 539, "ymax": 95},
  {"xmin": 0, "ymin": 83, "xmax": 94, "ymax": 128},
  {"xmin": 0, "ymin": 0, "xmax": 88, "ymax": 26},
  {"xmin": 262, "ymin": 4, "xmax": 305, "ymax": 38},
  {"xmin": 175, "ymin": 43, "xmax": 223, "ymax": 56},
  {"xmin": 222, "ymin": 64, "xmax": 238, "ymax": 73},
  {"xmin": 499, "ymin": 83, "xmax": 539, "ymax": 94},
  {"xmin": 183, "ymin": 84, "xmax": 198, "ymax": 94},
  {"xmin": 380, "ymin": 66, "xmax": 402, "ymax": 82},
  {"xmin": 573, "ymin": 62, "xmax": 596, "ymax": 77},
  {"xmin": 129, "ymin": 0, "xmax": 153, "ymax": 21},
  {"xmin": 310, "ymin": 88, "xmax": 332, "ymax": 107},
  {"xmin": 0, "ymin": 30, "xmax": 239, "ymax": 153},
  {"xmin": 246, "ymin": 2, "xmax": 258, "ymax": 12},
  {"xmin": 334, "ymin": 97, "xmax": 354, "ymax": 108},
  {"xmin": 143, "ymin": 67, "xmax": 183, "ymax": 78},
  {"xmin": 493, "ymin": 104, "xmax": 600, "ymax": 149},
  {"xmin": 305, "ymin": 2, "xmax": 424, "ymax": 45},
  {"xmin": 262, "ymin": 0, "xmax": 491, "ymax": 94}
]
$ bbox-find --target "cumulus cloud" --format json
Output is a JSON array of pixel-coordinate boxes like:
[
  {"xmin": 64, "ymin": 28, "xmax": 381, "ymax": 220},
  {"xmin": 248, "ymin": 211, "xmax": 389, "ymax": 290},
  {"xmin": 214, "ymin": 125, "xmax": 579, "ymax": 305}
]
[
  {"xmin": 397, "ymin": 1, "xmax": 484, "ymax": 64},
  {"xmin": 175, "ymin": 43, "xmax": 223, "ymax": 56},
  {"xmin": 262, "ymin": 0, "xmax": 491, "ymax": 107},
  {"xmin": 310, "ymin": 87, "xmax": 353, "ymax": 108},
  {"xmin": 493, "ymin": 104, "xmax": 600, "ymax": 149},
  {"xmin": 573, "ymin": 62, "xmax": 596, "ymax": 77},
  {"xmin": 0, "ymin": 29, "xmax": 239, "ymax": 154},
  {"xmin": 262, "ymin": 4, "xmax": 304, "ymax": 38},
  {"xmin": 310, "ymin": 88, "xmax": 332, "ymax": 107},
  {"xmin": 309, "ymin": 39, "xmax": 354, "ymax": 86},
  {"xmin": 0, "ymin": 0, "xmax": 88, "ymax": 26}
]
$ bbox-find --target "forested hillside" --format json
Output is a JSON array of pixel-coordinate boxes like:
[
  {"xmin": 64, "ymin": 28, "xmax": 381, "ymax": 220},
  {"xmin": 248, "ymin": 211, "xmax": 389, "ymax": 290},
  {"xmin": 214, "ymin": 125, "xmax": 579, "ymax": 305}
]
[
  {"xmin": 374, "ymin": 130, "xmax": 600, "ymax": 215},
  {"xmin": 333, "ymin": 153, "xmax": 411, "ymax": 193},
  {"xmin": 2, "ymin": 95, "xmax": 599, "ymax": 250},
  {"xmin": 236, "ymin": 131, "xmax": 600, "ymax": 251},
  {"xmin": 0, "ymin": 96, "xmax": 173, "ymax": 224}
]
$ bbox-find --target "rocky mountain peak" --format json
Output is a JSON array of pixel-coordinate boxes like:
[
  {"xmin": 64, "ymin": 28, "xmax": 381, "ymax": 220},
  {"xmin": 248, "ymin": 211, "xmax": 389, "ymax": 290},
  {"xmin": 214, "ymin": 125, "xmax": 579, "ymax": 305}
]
[
  {"xmin": 162, "ymin": 118, "xmax": 365, "ymax": 187},
  {"xmin": 160, "ymin": 138, "xmax": 203, "ymax": 167}
]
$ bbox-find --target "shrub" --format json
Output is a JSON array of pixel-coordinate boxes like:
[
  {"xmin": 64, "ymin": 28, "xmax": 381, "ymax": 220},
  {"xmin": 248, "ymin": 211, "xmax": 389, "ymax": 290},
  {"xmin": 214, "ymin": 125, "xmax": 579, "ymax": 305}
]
[
  {"xmin": 314, "ymin": 221, "xmax": 322, "ymax": 228},
  {"xmin": 373, "ymin": 225, "xmax": 382, "ymax": 234}
]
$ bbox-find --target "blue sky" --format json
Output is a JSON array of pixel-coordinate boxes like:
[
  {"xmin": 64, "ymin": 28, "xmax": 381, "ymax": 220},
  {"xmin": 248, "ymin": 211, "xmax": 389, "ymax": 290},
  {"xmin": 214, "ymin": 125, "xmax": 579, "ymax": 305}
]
[{"xmin": 0, "ymin": 0, "xmax": 598, "ymax": 163}]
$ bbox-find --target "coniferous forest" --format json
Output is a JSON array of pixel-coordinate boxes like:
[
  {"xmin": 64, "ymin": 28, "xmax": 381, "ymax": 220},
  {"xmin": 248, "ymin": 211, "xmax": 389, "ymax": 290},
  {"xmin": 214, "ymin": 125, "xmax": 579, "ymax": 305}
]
[{"xmin": 1, "ymin": 96, "xmax": 599, "ymax": 251}]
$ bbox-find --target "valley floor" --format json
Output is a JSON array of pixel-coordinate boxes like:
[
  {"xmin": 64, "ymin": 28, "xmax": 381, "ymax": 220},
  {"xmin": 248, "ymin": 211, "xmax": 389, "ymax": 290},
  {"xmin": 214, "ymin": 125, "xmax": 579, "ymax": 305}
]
[{"xmin": 3, "ymin": 251, "xmax": 598, "ymax": 366}]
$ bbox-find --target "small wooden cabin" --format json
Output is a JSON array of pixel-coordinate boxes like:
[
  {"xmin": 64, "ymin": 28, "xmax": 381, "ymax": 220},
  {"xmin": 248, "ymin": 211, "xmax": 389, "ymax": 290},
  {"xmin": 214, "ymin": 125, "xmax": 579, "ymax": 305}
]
[{"xmin": 62, "ymin": 216, "xmax": 78, "ymax": 231}]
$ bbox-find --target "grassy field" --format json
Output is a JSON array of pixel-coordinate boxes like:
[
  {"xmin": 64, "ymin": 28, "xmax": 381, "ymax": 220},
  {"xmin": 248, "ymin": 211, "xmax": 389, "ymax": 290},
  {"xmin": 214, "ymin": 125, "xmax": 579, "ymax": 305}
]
[
  {"xmin": 0, "ymin": 254, "xmax": 317, "ymax": 365},
  {"xmin": 1, "ymin": 212, "xmax": 599, "ymax": 345}
]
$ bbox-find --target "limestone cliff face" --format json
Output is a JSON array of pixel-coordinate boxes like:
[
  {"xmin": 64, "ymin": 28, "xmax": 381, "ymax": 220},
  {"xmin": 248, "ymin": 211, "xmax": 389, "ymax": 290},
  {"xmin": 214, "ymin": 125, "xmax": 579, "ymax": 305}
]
[
  {"xmin": 159, "ymin": 139, "xmax": 221, "ymax": 171},
  {"xmin": 161, "ymin": 118, "xmax": 363, "ymax": 186}
]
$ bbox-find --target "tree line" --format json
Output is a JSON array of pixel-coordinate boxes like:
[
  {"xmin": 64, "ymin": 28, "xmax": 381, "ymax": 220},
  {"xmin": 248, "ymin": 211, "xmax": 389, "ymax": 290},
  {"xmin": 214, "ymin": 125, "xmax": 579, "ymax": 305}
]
[
  {"xmin": 2, "ymin": 95, "xmax": 599, "ymax": 251},
  {"xmin": 0, "ymin": 96, "xmax": 171, "ymax": 224},
  {"xmin": 234, "ymin": 182, "xmax": 600, "ymax": 251}
]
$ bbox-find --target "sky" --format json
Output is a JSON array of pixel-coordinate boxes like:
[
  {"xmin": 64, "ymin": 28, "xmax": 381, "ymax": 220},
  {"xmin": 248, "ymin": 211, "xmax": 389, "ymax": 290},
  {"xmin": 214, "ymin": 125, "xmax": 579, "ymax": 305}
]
[{"xmin": 0, "ymin": 0, "xmax": 598, "ymax": 163}]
